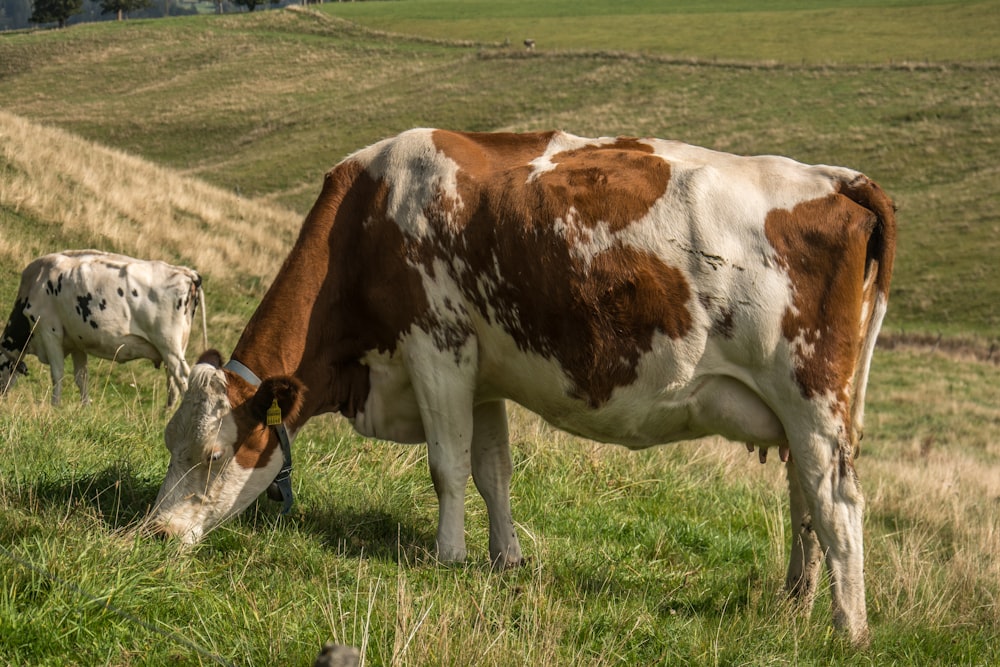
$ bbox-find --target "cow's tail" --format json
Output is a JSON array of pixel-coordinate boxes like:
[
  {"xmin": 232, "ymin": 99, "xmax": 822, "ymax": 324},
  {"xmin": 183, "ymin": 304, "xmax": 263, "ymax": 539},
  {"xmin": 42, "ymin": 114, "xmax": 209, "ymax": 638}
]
[
  {"xmin": 839, "ymin": 175, "xmax": 897, "ymax": 455},
  {"xmin": 199, "ymin": 284, "xmax": 208, "ymax": 351},
  {"xmin": 193, "ymin": 273, "xmax": 209, "ymax": 351}
]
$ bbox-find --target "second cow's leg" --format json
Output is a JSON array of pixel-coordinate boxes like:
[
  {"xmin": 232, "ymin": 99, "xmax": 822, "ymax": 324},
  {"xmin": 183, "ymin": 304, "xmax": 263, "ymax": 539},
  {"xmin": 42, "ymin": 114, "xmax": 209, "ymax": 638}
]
[
  {"xmin": 162, "ymin": 351, "xmax": 191, "ymax": 407},
  {"xmin": 37, "ymin": 332, "xmax": 66, "ymax": 406}
]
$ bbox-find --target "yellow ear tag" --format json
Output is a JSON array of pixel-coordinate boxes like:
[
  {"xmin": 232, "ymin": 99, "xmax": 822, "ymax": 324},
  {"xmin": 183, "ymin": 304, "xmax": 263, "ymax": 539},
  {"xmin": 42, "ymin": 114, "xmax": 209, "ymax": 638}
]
[{"xmin": 266, "ymin": 399, "xmax": 282, "ymax": 426}]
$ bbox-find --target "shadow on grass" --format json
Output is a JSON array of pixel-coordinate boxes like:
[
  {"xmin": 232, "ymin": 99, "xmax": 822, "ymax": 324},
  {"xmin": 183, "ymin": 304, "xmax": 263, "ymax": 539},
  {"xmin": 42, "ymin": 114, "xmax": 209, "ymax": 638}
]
[
  {"xmin": 15, "ymin": 464, "xmax": 436, "ymax": 563},
  {"xmin": 299, "ymin": 503, "xmax": 436, "ymax": 564},
  {"xmin": 18, "ymin": 463, "xmax": 161, "ymax": 532}
]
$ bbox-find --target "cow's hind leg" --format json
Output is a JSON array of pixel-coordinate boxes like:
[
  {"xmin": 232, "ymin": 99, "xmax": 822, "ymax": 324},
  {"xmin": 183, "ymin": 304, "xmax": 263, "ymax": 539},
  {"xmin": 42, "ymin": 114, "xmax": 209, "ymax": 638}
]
[
  {"xmin": 162, "ymin": 351, "xmax": 191, "ymax": 407},
  {"xmin": 471, "ymin": 400, "xmax": 523, "ymax": 568},
  {"xmin": 785, "ymin": 456, "xmax": 822, "ymax": 608},
  {"xmin": 71, "ymin": 350, "xmax": 90, "ymax": 405},
  {"xmin": 790, "ymin": 429, "xmax": 869, "ymax": 646}
]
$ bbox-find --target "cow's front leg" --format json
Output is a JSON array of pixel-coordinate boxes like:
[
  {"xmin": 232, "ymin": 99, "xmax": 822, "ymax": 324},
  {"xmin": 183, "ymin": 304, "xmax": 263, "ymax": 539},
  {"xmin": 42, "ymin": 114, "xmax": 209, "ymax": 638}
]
[
  {"xmin": 35, "ymin": 330, "xmax": 68, "ymax": 406},
  {"xmin": 71, "ymin": 350, "xmax": 90, "ymax": 405},
  {"xmin": 405, "ymin": 332, "xmax": 477, "ymax": 563},
  {"xmin": 162, "ymin": 351, "xmax": 191, "ymax": 407},
  {"xmin": 793, "ymin": 432, "xmax": 869, "ymax": 647},
  {"xmin": 428, "ymin": 434, "xmax": 472, "ymax": 562},
  {"xmin": 471, "ymin": 400, "xmax": 523, "ymax": 568},
  {"xmin": 48, "ymin": 359, "xmax": 64, "ymax": 405}
]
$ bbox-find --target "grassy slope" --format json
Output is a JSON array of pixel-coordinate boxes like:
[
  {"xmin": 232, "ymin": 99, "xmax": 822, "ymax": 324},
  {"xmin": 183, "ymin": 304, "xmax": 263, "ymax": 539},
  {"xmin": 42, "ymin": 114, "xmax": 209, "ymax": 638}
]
[
  {"xmin": 321, "ymin": 0, "xmax": 1000, "ymax": 64},
  {"xmin": 1, "ymin": 8, "xmax": 997, "ymax": 336},
  {"xmin": 0, "ymin": 3, "xmax": 999, "ymax": 665},
  {"xmin": 1, "ymin": 323, "xmax": 998, "ymax": 665},
  {"xmin": 0, "ymin": 109, "xmax": 302, "ymax": 349}
]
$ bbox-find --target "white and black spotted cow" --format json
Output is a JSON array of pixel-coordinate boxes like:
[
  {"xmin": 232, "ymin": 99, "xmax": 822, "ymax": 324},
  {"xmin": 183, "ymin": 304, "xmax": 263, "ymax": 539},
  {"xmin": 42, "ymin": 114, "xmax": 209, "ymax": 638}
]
[
  {"xmin": 150, "ymin": 130, "xmax": 896, "ymax": 645},
  {"xmin": 0, "ymin": 250, "xmax": 207, "ymax": 406}
]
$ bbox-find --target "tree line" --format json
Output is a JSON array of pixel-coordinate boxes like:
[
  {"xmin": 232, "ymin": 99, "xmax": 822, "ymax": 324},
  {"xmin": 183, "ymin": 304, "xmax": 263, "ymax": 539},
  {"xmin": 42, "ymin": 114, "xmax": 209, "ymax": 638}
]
[{"xmin": 1, "ymin": 0, "xmax": 286, "ymax": 30}]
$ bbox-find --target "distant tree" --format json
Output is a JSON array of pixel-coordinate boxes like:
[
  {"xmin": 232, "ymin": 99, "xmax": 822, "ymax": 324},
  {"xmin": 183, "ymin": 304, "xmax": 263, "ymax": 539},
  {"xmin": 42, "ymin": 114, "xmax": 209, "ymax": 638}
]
[
  {"xmin": 3, "ymin": 0, "xmax": 34, "ymax": 28},
  {"xmin": 231, "ymin": 0, "xmax": 262, "ymax": 11},
  {"xmin": 77, "ymin": 0, "xmax": 104, "ymax": 22},
  {"xmin": 29, "ymin": 0, "xmax": 82, "ymax": 27},
  {"xmin": 99, "ymin": 0, "xmax": 149, "ymax": 20}
]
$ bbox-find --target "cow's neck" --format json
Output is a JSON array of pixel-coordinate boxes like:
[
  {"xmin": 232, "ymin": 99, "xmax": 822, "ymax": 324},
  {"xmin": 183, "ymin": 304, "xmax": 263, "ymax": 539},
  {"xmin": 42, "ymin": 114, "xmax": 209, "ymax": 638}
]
[
  {"xmin": 231, "ymin": 165, "xmax": 377, "ymax": 425},
  {"xmin": 230, "ymin": 206, "xmax": 342, "ymax": 423}
]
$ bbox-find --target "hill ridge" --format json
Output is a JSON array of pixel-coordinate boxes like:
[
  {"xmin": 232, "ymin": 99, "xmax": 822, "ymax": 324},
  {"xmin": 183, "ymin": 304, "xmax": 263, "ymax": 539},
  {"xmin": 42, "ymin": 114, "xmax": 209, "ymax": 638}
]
[{"xmin": 0, "ymin": 110, "xmax": 302, "ymax": 288}]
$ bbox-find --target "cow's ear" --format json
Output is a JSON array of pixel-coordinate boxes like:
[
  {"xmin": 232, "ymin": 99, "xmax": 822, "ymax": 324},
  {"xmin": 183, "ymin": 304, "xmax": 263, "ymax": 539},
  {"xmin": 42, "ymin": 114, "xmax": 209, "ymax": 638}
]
[
  {"xmin": 196, "ymin": 349, "xmax": 224, "ymax": 368},
  {"xmin": 250, "ymin": 376, "xmax": 305, "ymax": 426}
]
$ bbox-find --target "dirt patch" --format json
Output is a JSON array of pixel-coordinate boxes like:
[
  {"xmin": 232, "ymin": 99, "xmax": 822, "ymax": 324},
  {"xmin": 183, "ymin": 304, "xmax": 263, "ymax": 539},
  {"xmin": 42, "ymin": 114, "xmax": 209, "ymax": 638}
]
[{"xmin": 878, "ymin": 332, "xmax": 1000, "ymax": 366}]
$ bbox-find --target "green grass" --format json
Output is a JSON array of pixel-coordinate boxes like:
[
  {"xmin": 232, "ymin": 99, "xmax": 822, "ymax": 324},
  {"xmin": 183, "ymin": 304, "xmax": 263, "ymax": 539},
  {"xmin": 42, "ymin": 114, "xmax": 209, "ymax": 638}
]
[
  {"xmin": 1, "ymin": 2, "xmax": 999, "ymax": 664},
  {"xmin": 1, "ymin": 347, "xmax": 999, "ymax": 665},
  {"xmin": 2, "ymin": 8, "xmax": 997, "ymax": 336},
  {"xmin": 319, "ymin": 0, "xmax": 1000, "ymax": 64}
]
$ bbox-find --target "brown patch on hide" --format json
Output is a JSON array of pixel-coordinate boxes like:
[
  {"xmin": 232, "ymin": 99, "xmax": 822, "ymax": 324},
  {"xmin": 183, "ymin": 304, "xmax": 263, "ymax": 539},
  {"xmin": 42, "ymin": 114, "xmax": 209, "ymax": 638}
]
[
  {"xmin": 422, "ymin": 131, "xmax": 687, "ymax": 406},
  {"xmin": 229, "ymin": 131, "xmax": 688, "ymax": 417},
  {"xmin": 764, "ymin": 193, "xmax": 875, "ymax": 419},
  {"xmin": 231, "ymin": 160, "xmax": 431, "ymax": 422}
]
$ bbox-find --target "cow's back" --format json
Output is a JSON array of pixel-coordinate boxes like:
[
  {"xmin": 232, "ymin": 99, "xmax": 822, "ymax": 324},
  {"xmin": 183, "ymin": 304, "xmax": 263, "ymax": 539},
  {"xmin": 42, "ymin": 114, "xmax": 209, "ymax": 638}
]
[{"xmin": 327, "ymin": 129, "xmax": 893, "ymax": 448}]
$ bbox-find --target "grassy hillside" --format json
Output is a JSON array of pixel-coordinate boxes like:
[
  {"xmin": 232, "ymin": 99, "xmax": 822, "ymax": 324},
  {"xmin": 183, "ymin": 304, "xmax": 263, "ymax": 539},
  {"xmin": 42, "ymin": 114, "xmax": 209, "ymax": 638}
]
[
  {"xmin": 320, "ymin": 0, "xmax": 1000, "ymax": 64},
  {"xmin": 1, "ymin": 3, "xmax": 999, "ymax": 664},
  {"xmin": 0, "ymin": 115, "xmax": 998, "ymax": 662},
  {"xmin": 1, "ymin": 7, "xmax": 997, "ymax": 337}
]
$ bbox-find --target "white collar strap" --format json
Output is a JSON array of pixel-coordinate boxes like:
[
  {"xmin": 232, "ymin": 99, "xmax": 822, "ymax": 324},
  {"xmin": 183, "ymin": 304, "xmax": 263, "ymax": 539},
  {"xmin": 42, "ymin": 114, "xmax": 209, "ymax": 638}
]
[{"xmin": 223, "ymin": 358, "xmax": 261, "ymax": 387}]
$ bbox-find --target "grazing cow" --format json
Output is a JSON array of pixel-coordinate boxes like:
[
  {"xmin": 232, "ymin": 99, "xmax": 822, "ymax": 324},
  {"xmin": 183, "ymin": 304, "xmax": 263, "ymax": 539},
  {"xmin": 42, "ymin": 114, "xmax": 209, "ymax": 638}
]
[
  {"xmin": 0, "ymin": 250, "xmax": 207, "ymax": 406},
  {"xmin": 150, "ymin": 129, "xmax": 895, "ymax": 645}
]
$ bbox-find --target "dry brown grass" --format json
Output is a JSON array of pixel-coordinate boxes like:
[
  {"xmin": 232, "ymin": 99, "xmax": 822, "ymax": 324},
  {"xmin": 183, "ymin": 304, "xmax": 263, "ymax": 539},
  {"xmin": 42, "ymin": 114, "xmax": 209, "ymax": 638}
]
[{"xmin": 0, "ymin": 111, "xmax": 302, "ymax": 285}]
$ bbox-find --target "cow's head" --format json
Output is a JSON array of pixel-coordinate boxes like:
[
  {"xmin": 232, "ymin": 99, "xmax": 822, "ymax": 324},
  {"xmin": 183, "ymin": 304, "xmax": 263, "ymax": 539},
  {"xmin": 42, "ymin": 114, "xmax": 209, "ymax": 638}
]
[
  {"xmin": 149, "ymin": 351, "xmax": 304, "ymax": 544},
  {"xmin": 1, "ymin": 298, "xmax": 32, "ymax": 396},
  {"xmin": 0, "ymin": 352, "xmax": 29, "ymax": 396}
]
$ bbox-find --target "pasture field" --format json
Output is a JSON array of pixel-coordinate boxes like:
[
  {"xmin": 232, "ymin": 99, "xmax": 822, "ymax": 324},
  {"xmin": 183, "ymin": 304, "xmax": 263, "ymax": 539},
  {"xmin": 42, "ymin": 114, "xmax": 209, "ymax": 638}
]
[
  {"xmin": 319, "ymin": 0, "xmax": 1000, "ymax": 65},
  {"xmin": 1, "ymin": 2, "xmax": 999, "ymax": 664},
  {"xmin": 1, "ymin": 6, "xmax": 998, "ymax": 337},
  {"xmin": 1, "ymin": 347, "xmax": 999, "ymax": 666}
]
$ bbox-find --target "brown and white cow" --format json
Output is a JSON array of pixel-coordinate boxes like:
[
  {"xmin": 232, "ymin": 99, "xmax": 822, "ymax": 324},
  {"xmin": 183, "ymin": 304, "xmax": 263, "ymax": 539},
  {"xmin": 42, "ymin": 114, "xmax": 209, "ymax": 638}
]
[
  {"xmin": 150, "ymin": 129, "xmax": 895, "ymax": 645},
  {"xmin": 0, "ymin": 250, "xmax": 207, "ymax": 406}
]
